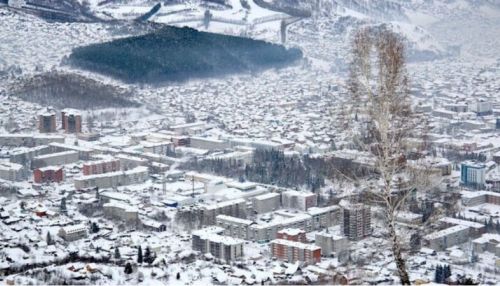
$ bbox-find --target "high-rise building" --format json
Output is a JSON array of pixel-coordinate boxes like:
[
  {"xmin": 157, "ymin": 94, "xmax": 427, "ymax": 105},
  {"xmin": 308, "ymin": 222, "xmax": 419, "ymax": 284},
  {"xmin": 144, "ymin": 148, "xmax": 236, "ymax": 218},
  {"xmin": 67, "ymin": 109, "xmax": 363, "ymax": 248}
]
[
  {"xmin": 38, "ymin": 112, "xmax": 56, "ymax": 133},
  {"xmin": 461, "ymin": 161, "xmax": 486, "ymax": 188},
  {"xmin": 61, "ymin": 109, "xmax": 82, "ymax": 133},
  {"xmin": 343, "ymin": 203, "xmax": 371, "ymax": 240}
]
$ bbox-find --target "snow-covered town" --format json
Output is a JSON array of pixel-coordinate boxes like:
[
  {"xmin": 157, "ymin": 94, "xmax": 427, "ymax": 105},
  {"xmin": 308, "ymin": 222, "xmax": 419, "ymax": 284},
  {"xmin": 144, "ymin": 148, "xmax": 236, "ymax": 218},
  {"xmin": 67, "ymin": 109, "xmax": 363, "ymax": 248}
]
[{"xmin": 0, "ymin": 0, "xmax": 499, "ymax": 285}]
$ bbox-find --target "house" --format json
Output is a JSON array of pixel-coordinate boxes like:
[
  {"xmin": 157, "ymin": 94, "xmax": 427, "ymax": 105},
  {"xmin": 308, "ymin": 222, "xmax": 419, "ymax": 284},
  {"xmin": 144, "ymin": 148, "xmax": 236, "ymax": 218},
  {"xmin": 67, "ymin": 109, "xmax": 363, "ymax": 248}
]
[{"xmin": 58, "ymin": 224, "xmax": 88, "ymax": 241}]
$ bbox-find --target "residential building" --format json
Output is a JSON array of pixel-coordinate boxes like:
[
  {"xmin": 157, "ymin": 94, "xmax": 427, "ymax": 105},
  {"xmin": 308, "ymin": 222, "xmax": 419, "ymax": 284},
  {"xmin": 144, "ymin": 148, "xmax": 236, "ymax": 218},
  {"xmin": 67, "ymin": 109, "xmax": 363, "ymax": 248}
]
[
  {"xmin": 74, "ymin": 166, "xmax": 149, "ymax": 189},
  {"xmin": 58, "ymin": 224, "xmax": 88, "ymax": 241},
  {"xmin": 34, "ymin": 166, "xmax": 63, "ymax": 184},
  {"xmin": 472, "ymin": 233, "xmax": 500, "ymax": 256},
  {"xmin": 83, "ymin": 159, "xmax": 121, "ymax": 176},
  {"xmin": 461, "ymin": 161, "xmax": 486, "ymax": 188},
  {"xmin": 201, "ymin": 198, "xmax": 247, "ymax": 225},
  {"xmin": 343, "ymin": 203, "xmax": 371, "ymax": 240},
  {"xmin": 32, "ymin": 150, "xmax": 79, "ymax": 168},
  {"xmin": 423, "ymin": 225, "xmax": 471, "ymax": 251},
  {"xmin": 315, "ymin": 231, "xmax": 349, "ymax": 257},
  {"xmin": 0, "ymin": 161, "xmax": 27, "ymax": 181},
  {"xmin": 276, "ymin": 228, "xmax": 306, "ymax": 243},
  {"xmin": 49, "ymin": 142, "xmax": 93, "ymax": 160},
  {"xmin": 103, "ymin": 201, "xmax": 139, "ymax": 224},
  {"xmin": 38, "ymin": 111, "xmax": 56, "ymax": 133},
  {"xmin": 189, "ymin": 136, "xmax": 230, "ymax": 151},
  {"xmin": 270, "ymin": 239, "xmax": 321, "ymax": 264},
  {"xmin": 0, "ymin": 134, "xmax": 63, "ymax": 147},
  {"xmin": 61, "ymin": 109, "xmax": 82, "ymax": 133},
  {"xmin": 282, "ymin": 191, "xmax": 317, "ymax": 211},
  {"xmin": 192, "ymin": 227, "xmax": 244, "ymax": 262},
  {"xmin": 252, "ymin": 192, "xmax": 280, "ymax": 214}
]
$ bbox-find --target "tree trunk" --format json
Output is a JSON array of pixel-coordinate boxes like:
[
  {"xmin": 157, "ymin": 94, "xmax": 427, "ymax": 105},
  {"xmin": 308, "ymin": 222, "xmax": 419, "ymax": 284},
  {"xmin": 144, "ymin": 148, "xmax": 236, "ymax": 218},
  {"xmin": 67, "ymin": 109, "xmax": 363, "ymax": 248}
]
[{"xmin": 388, "ymin": 221, "xmax": 410, "ymax": 285}]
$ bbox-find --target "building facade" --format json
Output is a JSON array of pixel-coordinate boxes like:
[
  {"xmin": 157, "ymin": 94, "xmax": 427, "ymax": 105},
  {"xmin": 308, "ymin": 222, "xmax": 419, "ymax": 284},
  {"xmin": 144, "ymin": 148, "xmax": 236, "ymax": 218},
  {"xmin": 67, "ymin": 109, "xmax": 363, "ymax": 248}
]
[
  {"xmin": 461, "ymin": 161, "xmax": 486, "ymax": 188},
  {"xmin": 270, "ymin": 239, "xmax": 321, "ymax": 264},
  {"xmin": 34, "ymin": 166, "xmax": 64, "ymax": 184},
  {"xmin": 343, "ymin": 203, "xmax": 371, "ymax": 240}
]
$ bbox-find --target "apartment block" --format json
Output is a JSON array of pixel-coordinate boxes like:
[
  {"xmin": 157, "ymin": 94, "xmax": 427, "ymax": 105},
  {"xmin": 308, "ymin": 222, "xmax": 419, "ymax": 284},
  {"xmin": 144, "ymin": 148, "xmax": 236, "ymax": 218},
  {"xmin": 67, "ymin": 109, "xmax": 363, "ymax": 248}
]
[
  {"xmin": 103, "ymin": 201, "xmax": 139, "ymax": 224},
  {"xmin": 252, "ymin": 192, "xmax": 280, "ymax": 214},
  {"xmin": 61, "ymin": 109, "xmax": 82, "ymax": 133},
  {"xmin": 0, "ymin": 161, "xmax": 27, "ymax": 181},
  {"xmin": 38, "ymin": 112, "xmax": 56, "ymax": 133},
  {"xmin": 282, "ymin": 190, "xmax": 317, "ymax": 211},
  {"xmin": 315, "ymin": 231, "xmax": 349, "ymax": 256},
  {"xmin": 343, "ymin": 203, "xmax": 371, "ymax": 240},
  {"xmin": 74, "ymin": 166, "xmax": 149, "ymax": 190},
  {"xmin": 276, "ymin": 228, "xmax": 306, "ymax": 243},
  {"xmin": 34, "ymin": 166, "xmax": 64, "ymax": 184},
  {"xmin": 270, "ymin": 239, "xmax": 321, "ymax": 264},
  {"xmin": 83, "ymin": 159, "xmax": 121, "ymax": 176},
  {"xmin": 192, "ymin": 227, "xmax": 244, "ymax": 262}
]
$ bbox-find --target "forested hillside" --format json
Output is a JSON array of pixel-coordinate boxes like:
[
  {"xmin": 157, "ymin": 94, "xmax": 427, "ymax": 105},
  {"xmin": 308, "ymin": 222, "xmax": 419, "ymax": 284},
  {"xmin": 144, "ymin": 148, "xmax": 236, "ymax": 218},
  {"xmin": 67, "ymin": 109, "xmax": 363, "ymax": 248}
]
[{"xmin": 70, "ymin": 25, "xmax": 303, "ymax": 83}]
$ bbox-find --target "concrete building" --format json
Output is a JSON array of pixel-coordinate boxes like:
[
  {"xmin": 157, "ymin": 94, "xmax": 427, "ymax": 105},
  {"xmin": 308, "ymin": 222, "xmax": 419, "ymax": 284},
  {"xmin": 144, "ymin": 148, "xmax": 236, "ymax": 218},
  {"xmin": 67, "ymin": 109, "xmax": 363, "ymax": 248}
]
[
  {"xmin": 270, "ymin": 239, "xmax": 321, "ymax": 264},
  {"xmin": 61, "ymin": 109, "xmax": 82, "ymax": 133},
  {"xmin": 276, "ymin": 228, "xmax": 306, "ymax": 243},
  {"xmin": 0, "ymin": 162, "xmax": 27, "ymax": 181},
  {"xmin": 468, "ymin": 100, "xmax": 492, "ymax": 116},
  {"xmin": 252, "ymin": 192, "xmax": 280, "ymax": 214},
  {"xmin": 461, "ymin": 161, "xmax": 486, "ymax": 188},
  {"xmin": 189, "ymin": 136, "xmax": 230, "ymax": 151},
  {"xmin": 0, "ymin": 134, "xmax": 64, "ymax": 147},
  {"xmin": 216, "ymin": 215, "xmax": 253, "ymax": 239},
  {"xmin": 171, "ymin": 122, "xmax": 206, "ymax": 135},
  {"xmin": 141, "ymin": 141, "xmax": 173, "ymax": 155},
  {"xmin": 38, "ymin": 111, "xmax": 56, "ymax": 133},
  {"xmin": 461, "ymin": 190, "xmax": 500, "ymax": 207},
  {"xmin": 423, "ymin": 225, "xmax": 470, "ymax": 251},
  {"xmin": 10, "ymin": 145, "xmax": 50, "ymax": 166},
  {"xmin": 116, "ymin": 154, "xmax": 148, "ymax": 170},
  {"xmin": 343, "ymin": 203, "xmax": 371, "ymax": 240},
  {"xmin": 34, "ymin": 166, "xmax": 63, "ymax": 184},
  {"xmin": 217, "ymin": 206, "xmax": 340, "ymax": 242},
  {"xmin": 315, "ymin": 231, "xmax": 349, "ymax": 257},
  {"xmin": 308, "ymin": 206, "xmax": 341, "ymax": 229},
  {"xmin": 103, "ymin": 201, "xmax": 139, "ymax": 224},
  {"xmin": 58, "ymin": 224, "xmax": 88, "ymax": 241},
  {"xmin": 74, "ymin": 166, "xmax": 149, "ymax": 190},
  {"xmin": 32, "ymin": 151, "xmax": 79, "ymax": 168},
  {"xmin": 439, "ymin": 217, "xmax": 485, "ymax": 237},
  {"xmin": 472, "ymin": 233, "xmax": 500, "ymax": 256},
  {"xmin": 83, "ymin": 159, "xmax": 120, "ymax": 176},
  {"xmin": 192, "ymin": 227, "xmax": 244, "ymax": 262},
  {"xmin": 201, "ymin": 198, "xmax": 247, "ymax": 225},
  {"xmin": 49, "ymin": 142, "xmax": 93, "ymax": 160},
  {"xmin": 282, "ymin": 191, "xmax": 317, "ymax": 211}
]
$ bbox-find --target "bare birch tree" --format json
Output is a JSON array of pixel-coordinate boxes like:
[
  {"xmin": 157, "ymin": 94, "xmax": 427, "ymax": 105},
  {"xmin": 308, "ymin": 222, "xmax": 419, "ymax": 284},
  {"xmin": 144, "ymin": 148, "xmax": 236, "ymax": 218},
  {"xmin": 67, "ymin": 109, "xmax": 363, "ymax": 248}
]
[{"xmin": 345, "ymin": 28, "xmax": 437, "ymax": 284}]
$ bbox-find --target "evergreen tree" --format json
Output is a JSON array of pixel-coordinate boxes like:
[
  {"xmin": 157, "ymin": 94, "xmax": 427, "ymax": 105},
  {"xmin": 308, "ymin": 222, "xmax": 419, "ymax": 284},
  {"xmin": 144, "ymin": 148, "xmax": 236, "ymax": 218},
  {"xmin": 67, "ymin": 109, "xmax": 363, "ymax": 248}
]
[
  {"xmin": 114, "ymin": 247, "xmax": 121, "ymax": 259},
  {"xmin": 176, "ymin": 272, "xmax": 180, "ymax": 280},
  {"xmin": 46, "ymin": 231, "xmax": 53, "ymax": 245},
  {"xmin": 60, "ymin": 197, "xmax": 67, "ymax": 214},
  {"xmin": 124, "ymin": 262, "xmax": 133, "ymax": 274},
  {"xmin": 91, "ymin": 222, "xmax": 100, "ymax": 233},
  {"xmin": 434, "ymin": 265, "xmax": 443, "ymax": 283},
  {"xmin": 144, "ymin": 246, "xmax": 151, "ymax": 264},
  {"xmin": 444, "ymin": 264, "xmax": 451, "ymax": 281},
  {"xmin": 137, "ymin": 246, "xmax": 143, "ymax": 263}
]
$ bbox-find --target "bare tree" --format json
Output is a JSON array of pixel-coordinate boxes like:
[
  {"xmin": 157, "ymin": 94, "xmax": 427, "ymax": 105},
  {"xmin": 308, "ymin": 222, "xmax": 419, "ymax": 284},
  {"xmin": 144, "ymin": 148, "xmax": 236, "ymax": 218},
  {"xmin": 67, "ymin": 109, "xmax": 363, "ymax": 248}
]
[{"xmin": 345, "ymin": 28, "xmax": 438, "ymax": 284}]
